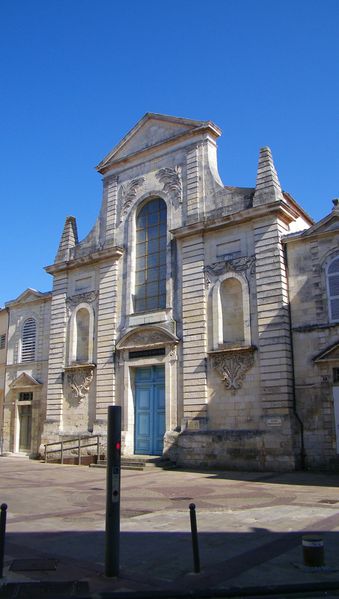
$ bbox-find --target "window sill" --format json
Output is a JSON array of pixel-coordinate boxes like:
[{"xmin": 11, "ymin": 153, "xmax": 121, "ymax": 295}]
[{"xmin": 128, "ymin": 310, "xmax": 168, "ymax": 327}]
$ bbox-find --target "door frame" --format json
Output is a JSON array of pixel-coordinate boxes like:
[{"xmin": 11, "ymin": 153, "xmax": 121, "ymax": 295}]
[
  {"xmin": 134, "ymin": 365, "xmax": 165, "ymax": 456},
  {"xmin": 333, "ymin": 384, "xmax": 339, "ymax": 454},
  {"xmin": 116, "ymin": 345, "xmax": 178, "ymax": 455},
  {"xmin": 14, "ymin": 396, "xmax": 33, "ymax": 453}
]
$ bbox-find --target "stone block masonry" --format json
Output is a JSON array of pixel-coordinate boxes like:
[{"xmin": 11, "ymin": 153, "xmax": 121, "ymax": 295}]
[
  {"xmin": 181, "ymin": 235, "xmax": 207, "ymax": 424},
  {"xmin": 95, "ymin": 260, "xmax": 119, "ymax": 422}
]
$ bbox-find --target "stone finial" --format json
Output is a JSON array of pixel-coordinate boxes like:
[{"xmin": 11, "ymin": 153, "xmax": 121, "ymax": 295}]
[
  {"xmin": 253, "ymin": 146, "xmax": 284, "ymax": 206},
  {"xmin": 332, "ymin": 199, "xmax": 339, "ymax": 209},
  {"xmin": 55, "ymin": 216, "xmax": 78, "ymax": 262}
]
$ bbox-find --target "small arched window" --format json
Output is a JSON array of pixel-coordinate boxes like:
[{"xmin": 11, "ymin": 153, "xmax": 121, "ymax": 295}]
[
  {"xmin": 221, "ymin": 277, "xmax": 244, "ymax": 344},
  {"xmin": 211, "ymin": 272, "xmax": 251, "ymax": 349},
  {"xmin": 134, "ymin": 198, "xmax": 167, "ymax": 313},
  {"xmin": 69, "ymin": 304, "xmax": 94, "ymax": 365},
  {"xmin": 21, "ymin": 318, "xmax": 36, "ymax": 362},
  {"xmin": 327, "ymin": 256, "xmax": 339, "ymax": 322},
  {"xmin": 76, "ymin": 308, "xmax": 90, "ymax": 362}
]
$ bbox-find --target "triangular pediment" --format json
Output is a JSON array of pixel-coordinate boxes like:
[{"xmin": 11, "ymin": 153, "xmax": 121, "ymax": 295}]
[
  {"xmin": 6, "ymin": 288, "xmax": 51, "ymax": 307},
  {"xmin": 116, "ymin": 325, "xmax": 179, "ymax": 350},
  {"xmin": 314, "ymin": 342, "xmax": 339, "ymax": 363},
  {"xmin": 9, "ymin": 372, "xmax": 42, "ymax": 389},
  {"xmin": 97, "ymin": 113, "xmax": 221, "ymax": 172},
  {"xmin": 289, "ymin": 206, "xmax": 339, "ymax": 242}
]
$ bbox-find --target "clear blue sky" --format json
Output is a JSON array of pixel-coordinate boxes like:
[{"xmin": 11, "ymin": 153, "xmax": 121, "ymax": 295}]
[{"xmin": 1, "ymin": 0, "xmax": 338, "ymax": 307}]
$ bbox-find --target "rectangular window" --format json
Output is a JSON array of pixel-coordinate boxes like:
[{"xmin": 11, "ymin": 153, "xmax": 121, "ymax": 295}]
[
  {"xmin": 0, "ymin": 334, "xmax": 5, "ymax": 349},
  {"xmin": 19, "ymin": 392, "xmax": 33, "ymax": 402},
  {"xmin": 129, "ymin": 348, "xmax": 165, "ymax": 359}
]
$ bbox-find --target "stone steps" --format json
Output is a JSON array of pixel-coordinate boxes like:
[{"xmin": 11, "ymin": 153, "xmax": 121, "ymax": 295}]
[{"xmin": 90, "ymin": 455, "xmax": 177, "ymax": 471}]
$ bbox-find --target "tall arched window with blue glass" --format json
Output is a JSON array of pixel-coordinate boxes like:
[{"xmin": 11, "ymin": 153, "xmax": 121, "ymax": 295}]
[{"xmin": 134, "ymin": 198, "xmax": 167, "ymax": 313}]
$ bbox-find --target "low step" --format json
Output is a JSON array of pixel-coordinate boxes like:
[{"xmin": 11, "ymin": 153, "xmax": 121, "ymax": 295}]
[{"xmin": 90, "ymin": 456, "xmax": 177, "ymax": 471}]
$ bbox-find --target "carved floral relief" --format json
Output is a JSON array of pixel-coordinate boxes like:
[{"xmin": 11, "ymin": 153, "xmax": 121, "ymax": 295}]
[
  {"xmin": 66, "ymin": 291, "xmax": 97, "ymax": 310},
  {"xmin": 211, "ymin": 348, "xmax": 255, "ymax": 392},
  {"xmin": 119, "ymin": 177, "xmax": 145, "ymax": 221},
  {"xmin": 205, "ymin": 256, "xmax": 255, "ymax": 288},
  {"xmin": 65, "ymin": 364, "xmax": 95, "ymax": 403},
  {"xmin": 156, "ymin": 166, "xmax": 182, "ymax": 205}
]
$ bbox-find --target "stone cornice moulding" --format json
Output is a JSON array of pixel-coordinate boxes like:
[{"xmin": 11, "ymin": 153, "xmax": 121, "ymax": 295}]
[
  {"xmin": 45, "ymin": 246, "xmax": 124, "ymax": 275},
  {"xmin": 9, "ymin": 372, "xmax": 43, "ymax": 389},
  {"xmin": 97, "ymin": 121, "xmax": 221, "ymax": 175},
  {"xmin": 170, "ymin": 200, "xmax": 303, "ymax": 240},
  {"xmin": 5, "ymin": 289, "xmax": 52, "ymax": 308}
]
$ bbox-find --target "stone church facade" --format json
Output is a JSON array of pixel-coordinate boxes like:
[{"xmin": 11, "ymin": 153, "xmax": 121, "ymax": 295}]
[{"xmin": 1, "ymin": 113, "xmax": 339, "ymax": 470}]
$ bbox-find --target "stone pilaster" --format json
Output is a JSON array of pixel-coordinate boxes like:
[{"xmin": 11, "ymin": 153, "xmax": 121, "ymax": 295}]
[
  {"xmin": 95, "ymin": 260, "xmax": 118, "ymax": 423},
  {"xmin": 44, "ymin": 273, "xmax": 68, "ymax": 432},
  {"xmin": 181, "ymin": 235, "xmax": 207, "ymax": 426},
  {"xmin": 103, "ymin": 175, "xmax": 118, "ymax": 242},
  {"xmin": 254, "ymin": 215, "xmax": 300, "ymax": 469},
  {"xmin": 186, "ymin": 145, "xmax": 200, "ymax": 222},
  {"xmin": 255, "ymin": 217, "xmax": 294, "ymax": 413}
]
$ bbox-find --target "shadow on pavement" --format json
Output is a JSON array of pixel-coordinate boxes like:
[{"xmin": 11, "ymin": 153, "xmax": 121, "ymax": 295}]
[{"xmin": 2, "ymin": 527, "xmax": 339, "ymax": 595}]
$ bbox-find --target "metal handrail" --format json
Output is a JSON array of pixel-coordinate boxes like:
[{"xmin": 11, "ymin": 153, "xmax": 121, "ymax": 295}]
[{"xmin": 44, "ymin": 435, "xmax": 101, "ymax": 465}]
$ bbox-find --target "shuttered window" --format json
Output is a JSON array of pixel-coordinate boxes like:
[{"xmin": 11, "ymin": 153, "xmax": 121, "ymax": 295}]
[
  {"xmin": 327, "ymin": 257, "xmax": 339, "ymax": 322},
  {"xmin": 0, "ymin": 334, "xmax": 5, "ymax": 349},
  {"xmin": 21, "ymin": 318, "xmax": 36, "ymax": 362}
]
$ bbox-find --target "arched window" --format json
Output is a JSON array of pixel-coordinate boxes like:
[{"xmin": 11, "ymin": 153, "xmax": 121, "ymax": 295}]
[
  {"xmin": 211, "ymin": 273, "xmax": 251, "ymax": 349},
  {"xmin": 327, "ymin": 256, "xmax": 339, "ymax": 322},
  {"xmin": 69, "ymin": 304, "xmax": 94, "ymax": 364},
  {"xmin": 76, "ymin": 308, "xmax": 90, "ymax": 362},
  {"xmin": 134, "ymin": 198, "xmax": 167, "ymax": 313},
  {"xmin": 221, "ymin": 277, "xmax": 244, "ymax": 344},
  {"xmin": 21, "ymin": 318, "xmax": 36, "ymax": 362}
]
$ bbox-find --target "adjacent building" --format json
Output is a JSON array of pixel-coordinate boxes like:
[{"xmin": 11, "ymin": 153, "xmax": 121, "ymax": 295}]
[{"xmin": 1, "ymin": 113, "xmax": 338, "ymax": 470}]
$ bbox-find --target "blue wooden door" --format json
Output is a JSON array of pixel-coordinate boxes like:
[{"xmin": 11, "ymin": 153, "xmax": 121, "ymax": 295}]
[{"xmin": 135, "ymin": 366, "xmax": 165, "ymax": 455}]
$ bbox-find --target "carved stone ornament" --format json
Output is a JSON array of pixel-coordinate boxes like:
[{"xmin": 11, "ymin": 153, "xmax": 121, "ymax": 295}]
[
  {"xmin": 66, "ymin": 291, "xmax": 97, "ymax": 310},
  {"xmin": 65, "ymin": 364, "xmax": 96, "ymax": 402},
  {"xmin": 120, "ymin": 177, "xmax": 145, "ymax": 221},
  {"xmin": 116, "ymin": 327, "xmax": 179, "ymax": 351},
  {"xmin": 156, "ymin": 166, "xmax": 182, "ymax": 205},
  {"xmin": 205, "ymin": 256, "xmax": 255, "ymax": 288},
  {"xmin": 169, "ymin": 343, "xmax": 177, "ymax": 359},
  {"xmin": 210, "ymin": 347, "xmax": 255, "ymax": 392}
]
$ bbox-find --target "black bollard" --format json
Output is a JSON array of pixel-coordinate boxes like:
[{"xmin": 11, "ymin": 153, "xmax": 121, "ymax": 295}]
[
  {"xmin": 189, "ymin": 503, "xmax": 200, "ymax": 573},
  {"xmin": 105, "ymin": 406, "xmax": 121, "ymax": 577},
  {"xmin": 0, "ymin": 503, "xmax": 8, "ymax": 578}
]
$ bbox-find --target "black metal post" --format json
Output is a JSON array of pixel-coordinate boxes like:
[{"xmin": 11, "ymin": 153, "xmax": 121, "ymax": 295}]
[
  {"xmin": 0, "ymin": 503, "xmax": 8, "ymax": 578},
  {"xmin": 189, "ymin": 503, "xmax": 200, "ymax": 573},
  {"xmin": 105, "ymin": 406, "xmax": 121, "ymax": 577}
]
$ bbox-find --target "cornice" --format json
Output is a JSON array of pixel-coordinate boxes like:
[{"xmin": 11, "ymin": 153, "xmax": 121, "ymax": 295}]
[
  {"xmin": 170, "ymin": 200, "xmax": 301, "ymax": 239},
  {"xmin": 45, "ymin": 246, "xmax": 124, "ymax": 275},
  {"xmin": 6, "ymin": 293, "xmax": 52, "ymax": 308},
  {"xmin": 97, "ymin": 125, "xmax": 219, "ymax": 175},
  {"xmin": 283, "ymin": 228, "xmax": 339, "ymax": 245}
]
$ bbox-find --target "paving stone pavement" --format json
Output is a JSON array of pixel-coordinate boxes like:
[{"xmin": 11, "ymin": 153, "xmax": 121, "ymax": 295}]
[{"xmin": 1, "ymin": 456, "xmax": 339, "ymax": 597}]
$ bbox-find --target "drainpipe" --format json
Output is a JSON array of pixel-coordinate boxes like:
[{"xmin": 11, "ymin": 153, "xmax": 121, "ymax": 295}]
[
  {"xmin": 0, "ymin": 308, "xmax": 9, "ymax": 456},
  {"xmin": 283, "ymin": 244, "xmax": 306, "ymax": 470}
]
